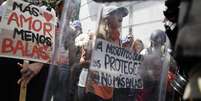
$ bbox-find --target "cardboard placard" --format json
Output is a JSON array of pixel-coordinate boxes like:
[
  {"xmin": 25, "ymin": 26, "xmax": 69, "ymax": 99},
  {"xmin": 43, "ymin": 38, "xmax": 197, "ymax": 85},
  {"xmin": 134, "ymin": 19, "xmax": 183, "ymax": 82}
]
[
  {"xmin": 90, "ymin": 38, "xmax": 143, "ymax": 89},
  {"xmin": 0, "ymin": 0, "xmax": 56, "ymax": 63}
]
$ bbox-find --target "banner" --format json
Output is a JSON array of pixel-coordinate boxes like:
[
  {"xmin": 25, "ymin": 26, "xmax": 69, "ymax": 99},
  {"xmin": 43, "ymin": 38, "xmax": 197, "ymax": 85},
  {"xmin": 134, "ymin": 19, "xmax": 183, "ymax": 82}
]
[
  {"xmin": 90, "ymin": 38, "xmax": 144, "ymax": 89},
  {"xmin": 0, "ymin": 0, "xmax": 56, "ymax": 63}
]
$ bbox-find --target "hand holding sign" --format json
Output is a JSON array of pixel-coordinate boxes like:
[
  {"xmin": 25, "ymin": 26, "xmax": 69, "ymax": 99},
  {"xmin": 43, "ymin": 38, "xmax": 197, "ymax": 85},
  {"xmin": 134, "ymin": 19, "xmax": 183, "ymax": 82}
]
[
  {"xmin": 17, "ymin": 61, "xmax": 44, "ymax": 86},
  {"xmin": 18, "ymin": 60, "xmax": 43, "ymax": 101}
]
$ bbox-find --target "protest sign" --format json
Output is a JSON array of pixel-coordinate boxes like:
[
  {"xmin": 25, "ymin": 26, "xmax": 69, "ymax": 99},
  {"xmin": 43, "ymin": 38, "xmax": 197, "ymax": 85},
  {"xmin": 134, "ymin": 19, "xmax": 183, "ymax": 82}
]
[
  {"xmin": 90, "ymin": 38, "xmax": 144, "ymax": 89},
  {"xmin": 0, "ymin": 0, "xmax": 56, "ymax": 63}
]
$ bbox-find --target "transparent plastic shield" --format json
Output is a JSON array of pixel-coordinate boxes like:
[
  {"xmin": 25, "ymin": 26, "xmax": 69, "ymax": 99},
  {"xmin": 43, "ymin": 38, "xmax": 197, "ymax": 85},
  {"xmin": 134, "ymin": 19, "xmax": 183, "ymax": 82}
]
[
  {"xmin": 42, "ymin": 0, "xmax": 180, "ymax": 101},
  {"xmin": 87, "ymin": 1, "xmax": 177, "ymax": 101},
  {"xmin": 138, "ymin": 32, "xmax": 172, "ymax": 101},
  {"xmin": 43, "ymin": 0, "xmax": 81, "ymax": 101}
]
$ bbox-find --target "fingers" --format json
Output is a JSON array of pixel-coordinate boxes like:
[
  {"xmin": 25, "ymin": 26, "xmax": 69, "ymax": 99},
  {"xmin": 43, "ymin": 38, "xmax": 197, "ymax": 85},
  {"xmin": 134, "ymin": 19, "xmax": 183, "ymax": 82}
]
[
  {"xmin": 17, "ymin": 62, "xmax": 29, "ymax": 68},
  {"xmin": 22, "ymin": 70, "xmax": 33, "ymax": 78},
  {"xmin": 20, "ymin": 75, "xmax": 34, "ymax": 87},
  {"xmin": 18, "ymin": 76, "xmax": 33, "ymax": 87},
  {"xmin": 18, "ymin": 62, "xmax": 34, "ymax": 85},
  {"xmin": 18, "ymin": 71, "xmax": 35, "ymax": 86},
  {"xmin": 24, "ymin": 74, "xmax": 34, "ymax": 86},
  {"xmin": 17, "ymin": 78, "xmax": 22, "ymax": 85},
  {"xmin": 18, "ymin": 62, "xmax": 43, "ymax": 85},
  {"xmin": 17, "ymin": 62, "xmax": 23, "ymax": 68}
]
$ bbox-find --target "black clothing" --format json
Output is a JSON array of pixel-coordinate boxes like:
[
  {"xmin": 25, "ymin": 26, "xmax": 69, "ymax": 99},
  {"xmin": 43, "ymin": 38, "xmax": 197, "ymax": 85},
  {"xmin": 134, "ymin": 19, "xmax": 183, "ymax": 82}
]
[{"xmin": 0, "ymin": 57, "xmax": 49, "ymax": 101}]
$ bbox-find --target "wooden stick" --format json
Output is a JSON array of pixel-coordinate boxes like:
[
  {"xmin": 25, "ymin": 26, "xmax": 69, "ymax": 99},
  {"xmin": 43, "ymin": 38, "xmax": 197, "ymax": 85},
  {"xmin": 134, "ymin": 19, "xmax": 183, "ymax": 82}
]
[
  {"xmin": 19, "ymin": 60, "xmax": 29, "ymax": 101},
  {"xmin": 19, "ymin": 81, "xmax": 27, "ymax": 101}
]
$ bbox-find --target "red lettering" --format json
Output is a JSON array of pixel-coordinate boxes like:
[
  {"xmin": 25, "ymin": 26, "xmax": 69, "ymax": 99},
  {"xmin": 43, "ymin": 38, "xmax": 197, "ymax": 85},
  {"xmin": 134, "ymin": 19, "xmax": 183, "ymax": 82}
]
[
  {"xmin": 43, "ymin": 23, "xmax": 53, "ymax": 38},
  {"xmin": 20, "ymin": 15, "xmax": 32, "ymax": 30},
  {"xmin": 32, "ymin": 45, "xmax": 39, "ymax": 59},
  {"xmin": 8, "ymin": 12, "xmax": 54, "ymax": 39},
  {"xmin": 24, "ymin": 42, "xmax": 32, "ymax": 57},
  {"xmin": 32, "ymin": 19, "xmax": 42, "ymax": 32},
  {"xmin": 1, "ymin": 38, "xmax": 50, "ymax": 61},
  {"xmin": 13, "ymin": 40, "xmax": 25, "ymax": 56},
  {"xmin": 1, "ymin": 38, "xmax": 13, "ymax": 53},
  {"xmin": 39, "ymin": 45, "xmax": 49, "ymax": 60},
  {"xmin": 7, "ymin": 12, "xmax": 20, "ymax": 27}
]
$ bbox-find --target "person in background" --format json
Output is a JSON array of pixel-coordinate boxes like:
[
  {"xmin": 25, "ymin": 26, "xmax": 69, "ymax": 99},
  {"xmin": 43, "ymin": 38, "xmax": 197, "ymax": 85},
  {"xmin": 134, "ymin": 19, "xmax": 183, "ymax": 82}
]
[
  {"xmin": 139, "ymin": 30, "xmax": 179, "ymax": 101},
  {"xmin": 133, "ymin": 39, "xmax": 144, "ymax": 54},
  {"xmin": 77, "ymin": 46, "xmax": 89, "ymax": 101},
  {"xmin": 131, "ymin": 39, "xmax": 144, "ymax": 101},
  {"xmin": 68, "ymin": 20, "xmax": 83, "ymax": 101},
  {"xmin": 123, "ymin": 33, "xmax": 134, "ymax": 49},
  {"xmin": 116, "ymin": 33, "xmax": 138, "ymax": 101},
  {"xmin": 75, "ymin": 32, "xmax": 93, "ymax": 101},
  {"xmin": 140, "ymin": 30, "xmax": 166, "ymax": 56},
  {"xmin": 139, "ymin": 30, "xmax": 166, "ymax": 101}
]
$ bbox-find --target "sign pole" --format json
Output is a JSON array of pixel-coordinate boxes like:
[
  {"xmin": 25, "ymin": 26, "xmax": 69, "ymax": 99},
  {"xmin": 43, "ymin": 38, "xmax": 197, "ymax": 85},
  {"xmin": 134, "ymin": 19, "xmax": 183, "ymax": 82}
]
[
  {"xmin": 19, "ymin": 81, "xmax": 27, "ymax": 101},
  {"xmin": 19, "ymin": 60, "xmax": 29, "ymax": 101}
]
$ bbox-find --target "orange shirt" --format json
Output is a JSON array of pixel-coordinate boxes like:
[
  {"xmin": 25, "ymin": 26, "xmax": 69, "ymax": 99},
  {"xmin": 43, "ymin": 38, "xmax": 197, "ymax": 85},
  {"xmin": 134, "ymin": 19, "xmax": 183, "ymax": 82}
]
[{"xmin": 93, "ymin": 84, "xmax": 113, "ymax": 100}]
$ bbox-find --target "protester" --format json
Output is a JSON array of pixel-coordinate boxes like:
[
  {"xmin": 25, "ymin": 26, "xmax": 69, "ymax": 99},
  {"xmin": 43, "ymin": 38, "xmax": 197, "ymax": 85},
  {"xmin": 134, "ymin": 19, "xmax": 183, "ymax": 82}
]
[
  {"xmin": 17, "ymin": 0, "xmax": 56, "ymax": 85},
  {"xmin": 121, "ymin": 38, "xmax": 144, "ymax": 101},
  {"xmin": 74, "ymin": 32, "xmax": 93, "ymax": 101},
  {"xmin": 113, "ymin": 33, "xmax": 139, "ymax": 101},
  {"xmin": 77, "ymin": 46, "xmax": 89, "ymax": 101},
  {"xmin": 123, "ymin": 33, "xmax": 134, "ymax": 49},
  {"xmin": 68, "ymin": 20, "xmax": 83, "ymax": 101},
  {"xmin": 0, "ymin": 1, "xmax": 49, "ymax": 101},
  {"xmin": 82, "ymin": 5, "xmax": 128, "ymax": 101},
  {"xmin": 133, "ymin": 39, "xmax": 144, "ymax": 54}
]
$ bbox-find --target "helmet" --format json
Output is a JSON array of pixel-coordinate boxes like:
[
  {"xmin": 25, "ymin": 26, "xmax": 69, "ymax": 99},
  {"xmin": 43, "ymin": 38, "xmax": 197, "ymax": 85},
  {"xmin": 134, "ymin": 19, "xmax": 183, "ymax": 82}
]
[{"xmin": 150, "ymin": 30, "xmax": 166, "ymax": 46}]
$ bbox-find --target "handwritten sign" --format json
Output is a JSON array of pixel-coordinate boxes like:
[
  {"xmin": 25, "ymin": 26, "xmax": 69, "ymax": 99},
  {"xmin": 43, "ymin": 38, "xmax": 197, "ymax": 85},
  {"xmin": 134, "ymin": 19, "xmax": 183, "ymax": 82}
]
[
  {"xmin": 90, "ymin": 38, "xmax": 144, "ymax": 89},
  {"xmin": 0, "ymin": 0, "xmax": 56, "ymax": 63}
]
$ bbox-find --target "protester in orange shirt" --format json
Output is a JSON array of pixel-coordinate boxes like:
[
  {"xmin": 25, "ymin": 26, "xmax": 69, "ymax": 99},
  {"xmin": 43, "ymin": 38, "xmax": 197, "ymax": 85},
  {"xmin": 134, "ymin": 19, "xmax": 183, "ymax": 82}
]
[{"xmin": 82, "ymin": 5, "xmax": 128, "ymax": 101}]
